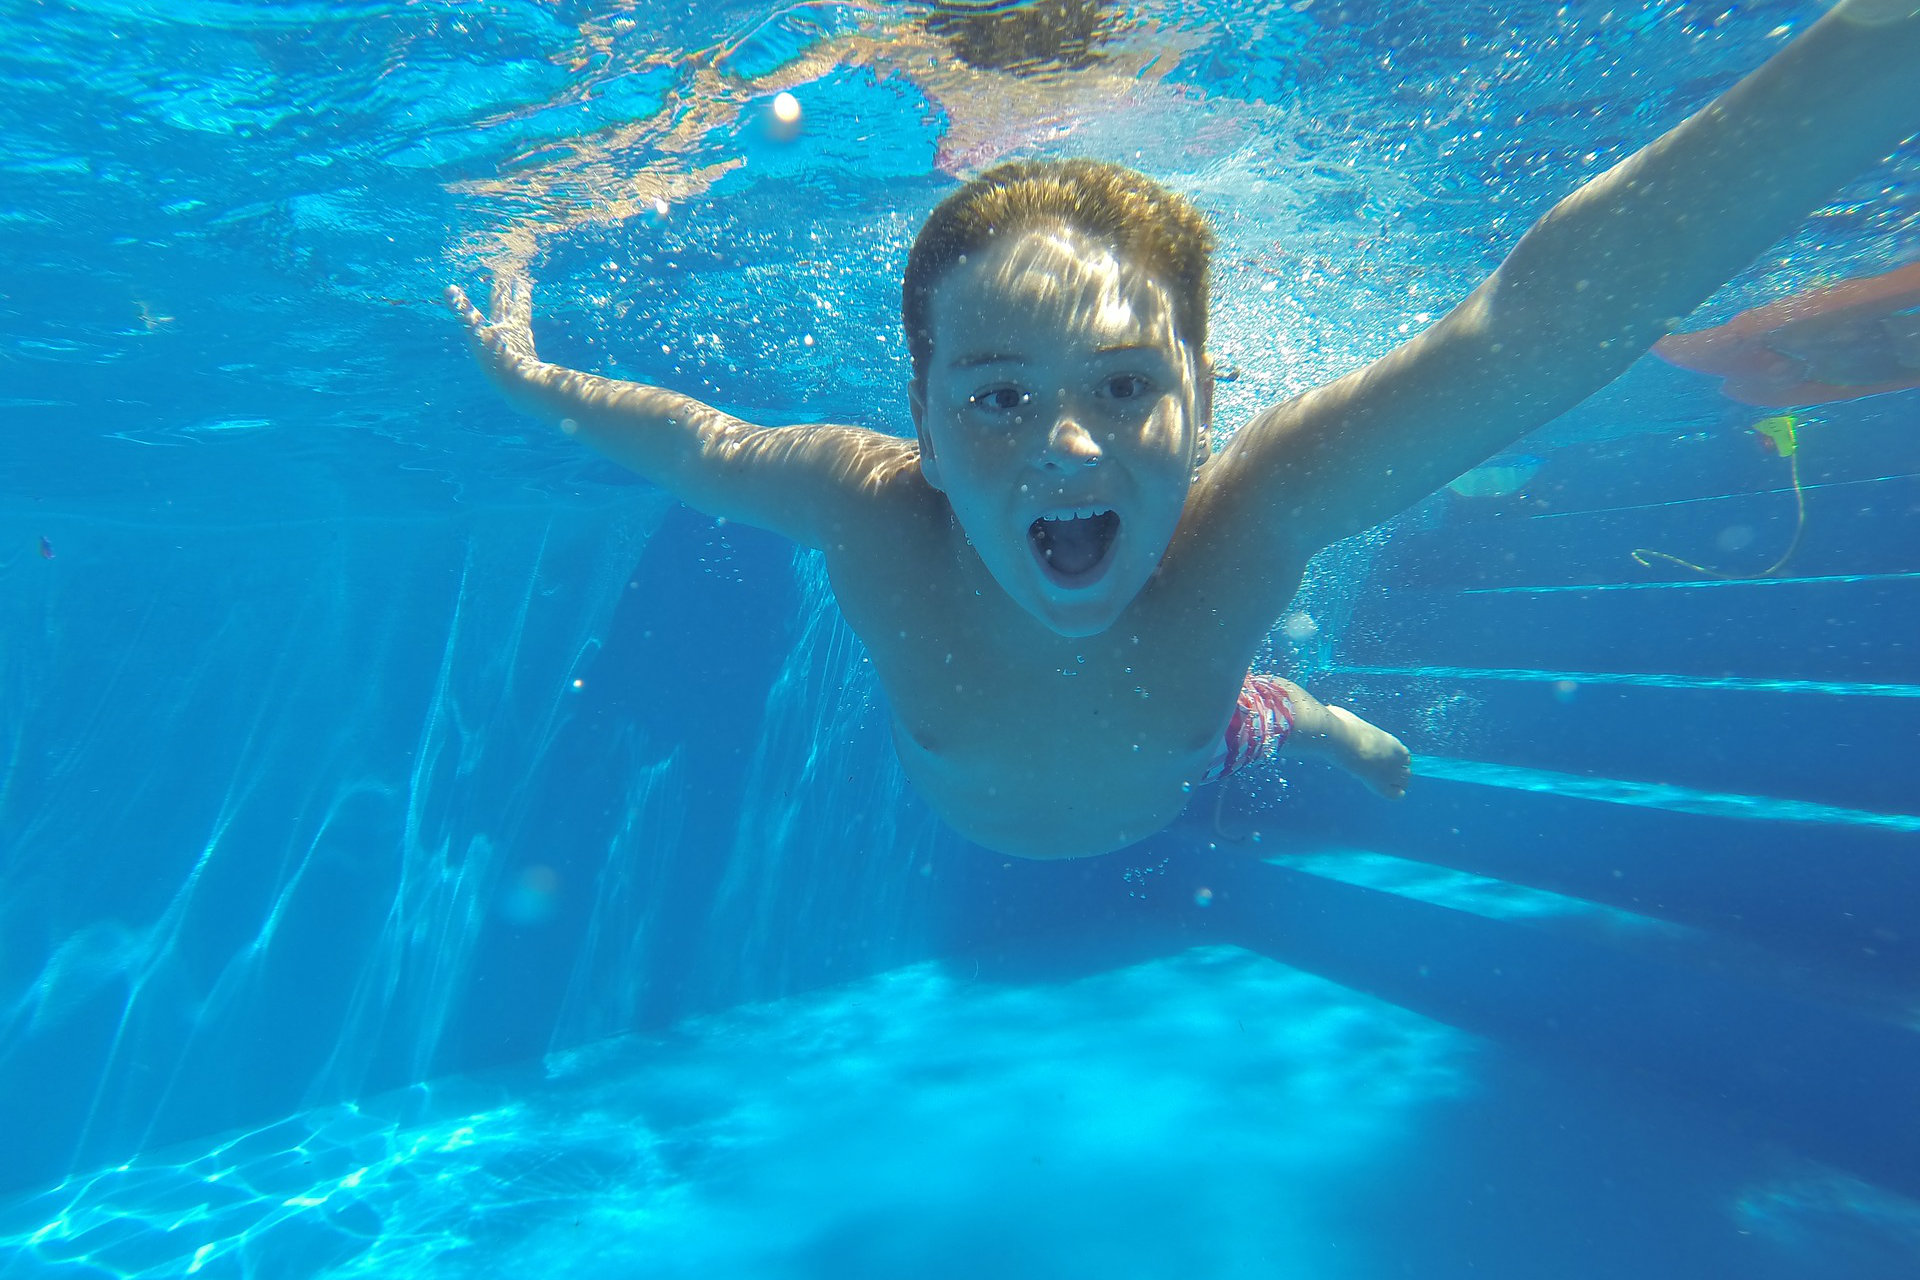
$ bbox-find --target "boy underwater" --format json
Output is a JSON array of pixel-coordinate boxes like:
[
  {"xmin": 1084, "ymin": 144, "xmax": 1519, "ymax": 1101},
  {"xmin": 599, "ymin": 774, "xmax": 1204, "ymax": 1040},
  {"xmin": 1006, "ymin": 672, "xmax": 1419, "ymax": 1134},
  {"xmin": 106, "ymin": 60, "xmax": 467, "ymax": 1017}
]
[{"xmin": 451, "ymin": 0, "xmax": 1920, "ymax": 860}]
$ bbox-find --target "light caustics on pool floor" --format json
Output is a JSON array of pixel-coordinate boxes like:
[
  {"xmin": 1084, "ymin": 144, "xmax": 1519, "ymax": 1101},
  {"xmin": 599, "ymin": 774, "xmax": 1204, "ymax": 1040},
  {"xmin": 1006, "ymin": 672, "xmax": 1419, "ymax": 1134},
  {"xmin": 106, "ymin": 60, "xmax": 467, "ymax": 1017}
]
[
  {"xmin": 0, "ymin": 949, "xmax": 1467, "ymax": 1278},
  {"xmin": 5, "ymin": 945, "xmax": 1919, "ymax": 1280}
]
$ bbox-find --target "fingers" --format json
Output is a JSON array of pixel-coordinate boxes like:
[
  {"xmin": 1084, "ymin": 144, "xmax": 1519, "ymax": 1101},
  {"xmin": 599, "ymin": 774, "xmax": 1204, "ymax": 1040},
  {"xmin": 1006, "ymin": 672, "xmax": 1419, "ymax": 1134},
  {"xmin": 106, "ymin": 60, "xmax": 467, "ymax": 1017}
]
[
  {"xmin": 488, "ymin": 269, "xmax": 535, "ymax": 332},
  {"xmin": 444, "ymin": 284, "xmax": 487, "ymax": 331},
  {"xmin": 446, "ymin": 276, "xmax": 542, "ymax": 369},
  {"xmin": 444, "ymin": 278, "xmax": 530, "ymax": 334}
]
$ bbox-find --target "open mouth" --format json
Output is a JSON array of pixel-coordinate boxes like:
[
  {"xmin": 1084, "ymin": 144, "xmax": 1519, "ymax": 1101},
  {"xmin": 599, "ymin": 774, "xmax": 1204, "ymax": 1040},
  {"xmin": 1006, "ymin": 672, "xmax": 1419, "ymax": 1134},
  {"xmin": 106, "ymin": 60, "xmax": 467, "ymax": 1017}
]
[{"xmin": 1028, "ymin": 507, "xmax": 1121, "ymax": 586}]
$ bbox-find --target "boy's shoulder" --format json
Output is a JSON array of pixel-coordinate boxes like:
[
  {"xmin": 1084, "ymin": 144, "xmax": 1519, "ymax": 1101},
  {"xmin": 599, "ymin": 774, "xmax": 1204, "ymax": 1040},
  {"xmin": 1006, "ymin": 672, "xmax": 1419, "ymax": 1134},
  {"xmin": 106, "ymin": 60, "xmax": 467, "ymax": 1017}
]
[
  {"xmin": 815, "ymin": 432, "xmax": 1028, "ymax": 636},
  {"xmin": 832, "ymin": 427, "xmax": 938, "ymax": 522},
  {"xmin": 812, "ymin": 427, "xmax": 953, "ymax": 563}
]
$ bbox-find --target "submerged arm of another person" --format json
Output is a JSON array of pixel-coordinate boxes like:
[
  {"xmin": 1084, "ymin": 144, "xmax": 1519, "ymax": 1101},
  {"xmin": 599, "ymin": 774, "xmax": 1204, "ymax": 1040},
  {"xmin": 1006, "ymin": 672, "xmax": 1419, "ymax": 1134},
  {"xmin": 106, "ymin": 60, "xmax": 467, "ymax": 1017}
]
[
  {"xmin": 446, "ymin": 274, "xmax": 920, "ymax": 550},
  {"xmin": 1201, "ymin": 0, "xmax": 1920, "ymax": 576}
]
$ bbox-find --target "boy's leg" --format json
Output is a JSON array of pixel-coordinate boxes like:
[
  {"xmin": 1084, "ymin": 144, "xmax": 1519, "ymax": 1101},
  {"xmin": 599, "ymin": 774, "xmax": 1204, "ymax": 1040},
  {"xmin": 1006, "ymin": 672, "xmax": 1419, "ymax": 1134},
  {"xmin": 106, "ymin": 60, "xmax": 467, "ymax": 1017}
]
[{"xmin": 1234, "ymin": 674, "xmax": 1411, "ymax": 800}]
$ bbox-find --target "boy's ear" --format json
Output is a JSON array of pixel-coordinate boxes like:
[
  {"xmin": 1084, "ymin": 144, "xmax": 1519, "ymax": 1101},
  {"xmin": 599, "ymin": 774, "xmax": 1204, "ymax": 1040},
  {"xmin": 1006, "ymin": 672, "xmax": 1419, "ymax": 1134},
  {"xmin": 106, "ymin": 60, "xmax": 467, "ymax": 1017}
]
[
  {"xmin": 1195, "ymin": 354, "xmax": 1216, "ymax": 465},
  {"xmin": 909, "ymin": 380, "xmax": 945, "ymax": 490}
]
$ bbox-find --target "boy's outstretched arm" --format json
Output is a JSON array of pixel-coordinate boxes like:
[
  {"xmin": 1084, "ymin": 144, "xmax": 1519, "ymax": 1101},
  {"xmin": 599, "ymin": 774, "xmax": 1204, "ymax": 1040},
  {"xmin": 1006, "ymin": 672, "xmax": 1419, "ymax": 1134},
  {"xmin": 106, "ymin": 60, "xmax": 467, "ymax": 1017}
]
[
  {"xmin": 446, "ymin": 274, "xmax": 919, "ymax": 549},
  {"xmin": 1212, "ymin": 0, "xmax": 1920, "ymax": 556}
]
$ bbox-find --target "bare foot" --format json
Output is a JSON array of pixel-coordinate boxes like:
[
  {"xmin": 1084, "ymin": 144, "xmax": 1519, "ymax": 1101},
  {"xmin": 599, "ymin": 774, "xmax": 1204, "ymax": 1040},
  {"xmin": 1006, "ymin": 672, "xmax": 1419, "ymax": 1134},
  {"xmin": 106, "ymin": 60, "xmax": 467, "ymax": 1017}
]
[{"xmin": 1322, "ymin": 705, "xmax": 1412, "ymax": 800}]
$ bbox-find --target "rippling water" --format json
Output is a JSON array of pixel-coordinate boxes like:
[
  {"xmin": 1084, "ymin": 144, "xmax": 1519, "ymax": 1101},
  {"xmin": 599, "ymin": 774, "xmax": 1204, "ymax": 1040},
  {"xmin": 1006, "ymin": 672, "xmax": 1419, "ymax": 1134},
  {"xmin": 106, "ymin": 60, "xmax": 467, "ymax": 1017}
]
[{"xmin": 8, "ymin": 0, "xmax": 1912, "ymax": 522}]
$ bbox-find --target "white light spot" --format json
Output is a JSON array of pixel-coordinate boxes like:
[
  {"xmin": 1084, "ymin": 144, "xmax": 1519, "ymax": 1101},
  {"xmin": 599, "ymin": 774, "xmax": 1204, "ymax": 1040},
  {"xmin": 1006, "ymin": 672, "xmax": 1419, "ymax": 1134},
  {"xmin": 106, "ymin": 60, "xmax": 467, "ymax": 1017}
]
[
  {"xmin": 1282, "ymin": 611, "xmax": 1319, "ymax": 641},
  {"xmin": 1716, "ymin": 524, "xmax": 1756, "ymax": 552},
  {"xmin": 773, "ymin": 91, "xmax": 801, "ymax": 124}
]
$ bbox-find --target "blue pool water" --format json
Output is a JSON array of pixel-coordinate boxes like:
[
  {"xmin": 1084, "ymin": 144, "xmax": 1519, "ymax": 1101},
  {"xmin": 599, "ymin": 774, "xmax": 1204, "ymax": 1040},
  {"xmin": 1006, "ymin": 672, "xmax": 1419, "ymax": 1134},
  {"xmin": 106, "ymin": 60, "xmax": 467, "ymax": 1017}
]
[{"xmin": 3, "ymin": 1, "xmax": 1918, "ymax": 1275}]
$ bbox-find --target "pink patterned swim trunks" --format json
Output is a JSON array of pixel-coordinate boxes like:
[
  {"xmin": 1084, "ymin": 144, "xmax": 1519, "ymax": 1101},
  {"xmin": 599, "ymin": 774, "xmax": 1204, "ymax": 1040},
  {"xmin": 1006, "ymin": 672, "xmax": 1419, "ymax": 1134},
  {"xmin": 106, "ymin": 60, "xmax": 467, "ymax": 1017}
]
[{"xmin": 1200, "ymin": 673, "xmax": 1296, "ymax": 784}]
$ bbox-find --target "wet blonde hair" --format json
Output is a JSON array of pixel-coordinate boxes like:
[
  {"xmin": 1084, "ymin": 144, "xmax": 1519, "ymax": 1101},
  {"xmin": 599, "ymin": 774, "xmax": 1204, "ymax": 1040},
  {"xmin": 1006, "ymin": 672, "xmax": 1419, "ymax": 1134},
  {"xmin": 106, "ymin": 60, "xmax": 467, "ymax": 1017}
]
[{"xmin": 902, "ymin": 158, "xmax": 1216, "ymax": 388}]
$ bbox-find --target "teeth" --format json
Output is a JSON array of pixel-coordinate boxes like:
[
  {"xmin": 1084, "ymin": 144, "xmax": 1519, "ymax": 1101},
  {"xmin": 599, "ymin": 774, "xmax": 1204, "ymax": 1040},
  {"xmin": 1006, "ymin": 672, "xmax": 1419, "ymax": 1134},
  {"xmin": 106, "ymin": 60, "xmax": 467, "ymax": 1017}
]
[{"xmin": 1037, "ymin": 506, "xmax": 1114, "ymax": 523}]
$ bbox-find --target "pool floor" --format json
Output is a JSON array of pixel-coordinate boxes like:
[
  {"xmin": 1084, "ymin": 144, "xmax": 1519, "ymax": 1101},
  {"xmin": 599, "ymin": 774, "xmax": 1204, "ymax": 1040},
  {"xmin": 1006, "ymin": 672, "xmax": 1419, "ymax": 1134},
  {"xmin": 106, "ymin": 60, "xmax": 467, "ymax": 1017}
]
[{"xmin": 5, "ymin": 945, "xmax": 1916, "ymax": 1279}]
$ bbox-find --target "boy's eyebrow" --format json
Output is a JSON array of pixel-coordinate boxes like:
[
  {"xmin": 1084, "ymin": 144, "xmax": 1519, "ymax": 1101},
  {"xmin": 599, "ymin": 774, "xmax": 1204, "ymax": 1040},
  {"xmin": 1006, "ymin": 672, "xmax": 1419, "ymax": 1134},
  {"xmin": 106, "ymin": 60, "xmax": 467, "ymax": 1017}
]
[
  {"xmin": 948, "ymin": 344, "xmax": 1164, "ymax": 368},
  {"xmin": 947, "ymin": 352, "xmax": 1028, "ymax": 369}
]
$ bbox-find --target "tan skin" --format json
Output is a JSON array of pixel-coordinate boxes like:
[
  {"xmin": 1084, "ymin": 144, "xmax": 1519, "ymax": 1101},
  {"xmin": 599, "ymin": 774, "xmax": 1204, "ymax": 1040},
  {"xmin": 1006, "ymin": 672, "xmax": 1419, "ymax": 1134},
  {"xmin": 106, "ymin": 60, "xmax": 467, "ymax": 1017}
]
[{"xmin": 450, "ymin": 0, "xmax": 1920, "ymax": 859}]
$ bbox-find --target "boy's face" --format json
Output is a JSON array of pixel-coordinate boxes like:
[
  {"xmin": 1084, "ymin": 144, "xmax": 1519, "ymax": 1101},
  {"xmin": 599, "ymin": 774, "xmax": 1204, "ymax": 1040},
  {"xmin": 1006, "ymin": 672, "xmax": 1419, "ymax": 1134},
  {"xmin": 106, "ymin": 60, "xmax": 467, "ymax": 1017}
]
[{"xmin": 910, "ymin": 225, "xmax": 1208, "ymax": 638}]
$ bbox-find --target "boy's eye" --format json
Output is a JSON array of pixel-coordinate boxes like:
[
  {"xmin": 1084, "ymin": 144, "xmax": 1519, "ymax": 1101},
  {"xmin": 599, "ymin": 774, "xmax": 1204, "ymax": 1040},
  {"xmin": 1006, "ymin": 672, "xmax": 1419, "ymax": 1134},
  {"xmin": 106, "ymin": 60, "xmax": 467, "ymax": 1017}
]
[
  {"xmin": 1101, "ymin": 374, "xmax": 1152, "ymax": 401},
  {"xmin": 969, "ymin": 387, "xmax": 1030, "ymax": 412}
]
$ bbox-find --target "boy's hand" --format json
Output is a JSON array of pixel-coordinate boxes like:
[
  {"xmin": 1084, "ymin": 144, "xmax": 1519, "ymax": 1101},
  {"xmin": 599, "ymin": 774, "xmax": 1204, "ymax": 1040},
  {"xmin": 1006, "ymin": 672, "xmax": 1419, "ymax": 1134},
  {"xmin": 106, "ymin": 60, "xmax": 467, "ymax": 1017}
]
[
  {"xmin": 445, "ymin": 274, "xmax": 540, "ymax": 393},
  {"xmin": 444, "ymin": 267, "xmax": 918, "ymax": 550}
]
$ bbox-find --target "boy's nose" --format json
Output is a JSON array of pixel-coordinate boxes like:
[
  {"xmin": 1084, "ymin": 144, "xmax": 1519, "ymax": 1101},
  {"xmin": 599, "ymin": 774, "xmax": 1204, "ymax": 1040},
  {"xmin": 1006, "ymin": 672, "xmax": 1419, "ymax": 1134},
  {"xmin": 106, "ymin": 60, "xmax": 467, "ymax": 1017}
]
[{"xmin": 1040, "ymin": 414, "xmax": 1102, "ymax": 470}]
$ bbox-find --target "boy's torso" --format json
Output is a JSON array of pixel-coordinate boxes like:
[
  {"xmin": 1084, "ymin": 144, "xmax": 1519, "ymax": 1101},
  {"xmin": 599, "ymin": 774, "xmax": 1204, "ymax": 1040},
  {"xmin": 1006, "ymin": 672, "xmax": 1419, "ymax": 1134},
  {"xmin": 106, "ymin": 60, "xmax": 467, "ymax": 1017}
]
[{"xmin": 823, "ymin": 465, "xmax": 1307, "ymax": 859}]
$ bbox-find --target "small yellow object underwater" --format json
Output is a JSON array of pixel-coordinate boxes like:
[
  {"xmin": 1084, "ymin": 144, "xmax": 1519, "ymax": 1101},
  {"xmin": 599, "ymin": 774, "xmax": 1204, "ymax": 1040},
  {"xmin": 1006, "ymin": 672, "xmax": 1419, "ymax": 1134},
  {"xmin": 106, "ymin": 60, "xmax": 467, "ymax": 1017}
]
[{"xmin": 1752, "ymin": 413, "xmax": 1798, "ymax": 458}]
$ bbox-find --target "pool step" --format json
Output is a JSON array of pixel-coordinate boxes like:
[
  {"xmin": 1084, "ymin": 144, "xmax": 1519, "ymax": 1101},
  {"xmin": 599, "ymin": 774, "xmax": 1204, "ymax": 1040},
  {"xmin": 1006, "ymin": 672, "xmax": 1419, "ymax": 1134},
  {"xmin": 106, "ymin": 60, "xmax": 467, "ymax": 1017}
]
[
  {"xmin": 1233, "ymin": 754, "xmax": 1920, "ymax": 981},
  {"xmin": 1316, "ymin": 663, "xmax": 1920, "ymax": 816},
  {"xmin": 1257, "ymin": 846, "xmax": 1920, "ymax": 1026},
  {"xmin": 1336, "ymin": 573, "xmax": 1920, "ymax": 683},
  {"xmin": 1300, "ymin": 436, "xmax": 1920, "ymax": 974},
  {"xmin": 1202, "ymin": 409, "xmax": 1920, "ymax": 1201},
  {"xmin": 1383, "ymin": 471, "xmax": 1920, "ymax": 591},
  {"xmin": 1188, "ymin": 843, "xmax": 1920, "ymax": 1202},
  {"xmin": 1382, "ymin": 412, "xmax": 1920, "ymax": 592}
]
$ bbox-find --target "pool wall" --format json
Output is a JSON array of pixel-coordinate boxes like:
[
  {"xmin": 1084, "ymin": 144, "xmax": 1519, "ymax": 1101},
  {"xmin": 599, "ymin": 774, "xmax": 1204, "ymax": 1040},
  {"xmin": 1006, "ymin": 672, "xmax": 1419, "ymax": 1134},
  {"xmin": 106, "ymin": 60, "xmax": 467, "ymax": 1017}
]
[{"xmin": 0, "ymin": 495, "xmax": 1086, "ymax": 1197}]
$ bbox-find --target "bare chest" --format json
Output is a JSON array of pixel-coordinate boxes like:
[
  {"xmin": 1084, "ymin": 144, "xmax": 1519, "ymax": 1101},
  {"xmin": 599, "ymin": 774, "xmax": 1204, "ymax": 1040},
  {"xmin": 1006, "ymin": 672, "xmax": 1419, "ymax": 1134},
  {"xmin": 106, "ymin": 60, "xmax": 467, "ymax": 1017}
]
[
  {"xmin": 820, "ymin": 495, "xmax": 1277, "ymax": 858},
  {"xmin": 855, "ymin": 593, "xmax": 1249, "ymax": 858}
]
